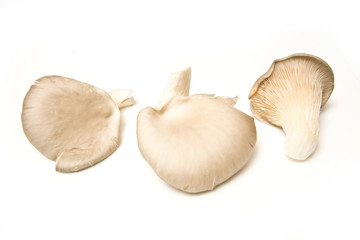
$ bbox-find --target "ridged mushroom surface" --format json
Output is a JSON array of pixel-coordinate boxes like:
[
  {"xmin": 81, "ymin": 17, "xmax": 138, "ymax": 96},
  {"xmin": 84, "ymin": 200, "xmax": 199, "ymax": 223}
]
[{"xmin": 249, "ymin": 54, "xmax": 334, "ymax": 160}]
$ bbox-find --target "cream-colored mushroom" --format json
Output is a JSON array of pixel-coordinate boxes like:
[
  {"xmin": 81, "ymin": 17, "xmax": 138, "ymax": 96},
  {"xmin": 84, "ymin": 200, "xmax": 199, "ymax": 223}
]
[
  {"xmin": 248, "ymin": 53, "xmax": 334, "ymax": 160},
  {"xmin": 21, "ymin": 75, "xmax": 134, "ymax": 172},
  {"xmin": 137, "ymin": 67, "xmax": 257, "ymax": 193}
]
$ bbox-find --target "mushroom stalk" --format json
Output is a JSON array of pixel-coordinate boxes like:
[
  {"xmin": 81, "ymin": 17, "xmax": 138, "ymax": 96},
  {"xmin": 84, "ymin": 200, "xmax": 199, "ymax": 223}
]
[
  {"xmin": 155, "ymin": 67, "xmax": 191, "ymax": 111},
  {"xmin": 109, "ymin": 89, "xmax": 135, "ymax": 109},
  {"xmin": 280, "ymin": 84, "xmax": 322, "ymax": 160},
  {"xmin": 281, "ymin": 105, "xmax": 320, "ymax": 160}
]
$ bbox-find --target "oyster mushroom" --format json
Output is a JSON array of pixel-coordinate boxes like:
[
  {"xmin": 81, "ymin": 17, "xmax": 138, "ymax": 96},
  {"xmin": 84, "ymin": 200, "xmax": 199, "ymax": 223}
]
[
  {"xmin": 137, "ymin": 67, "xmax": 257, "ymax": 193},
  {"xmin": 21, "ymin": 75, "xmax": 134, "ymax": 172},
  {"xmin": 248, "ymin": 53, "xmax": 334, "ymax": 160}
]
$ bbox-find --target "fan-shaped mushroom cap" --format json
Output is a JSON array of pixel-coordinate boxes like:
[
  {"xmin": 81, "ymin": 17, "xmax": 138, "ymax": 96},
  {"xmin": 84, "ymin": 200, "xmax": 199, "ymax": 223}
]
[
  {"xmin": 22, "ymin": 75, "xmax": 134, "ymax": 172},
  {"xmin": 137, "ymin": 68, "xmax": 257, "ymax": 193},
  {"xmin": 248, "ymin": 53, "xmax": 334, "ymax": 160}
]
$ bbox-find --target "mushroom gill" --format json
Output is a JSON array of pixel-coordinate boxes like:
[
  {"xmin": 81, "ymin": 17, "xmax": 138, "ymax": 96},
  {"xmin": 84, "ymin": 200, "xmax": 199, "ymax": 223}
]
[{"xmin": 248, "ymin": 53, "xmax": 334, "ymax": 160}]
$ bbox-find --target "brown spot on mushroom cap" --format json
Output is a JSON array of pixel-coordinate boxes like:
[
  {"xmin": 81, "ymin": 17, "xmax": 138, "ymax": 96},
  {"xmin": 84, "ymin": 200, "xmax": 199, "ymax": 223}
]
[{"xmin": 21, "ymin": 75, "xmax": 133, "ymax": 172}]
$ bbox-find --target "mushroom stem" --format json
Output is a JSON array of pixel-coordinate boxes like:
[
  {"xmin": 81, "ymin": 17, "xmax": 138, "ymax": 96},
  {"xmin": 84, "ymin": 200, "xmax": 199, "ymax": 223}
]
[
  {"xmin": 283, "ymin": 116, "xmax": 320, "ymax": 160},
  {"xmin": 108, "ymin": 89, "xmax": 135, "ymax": 109},
  {"xmin": 281, "ymin": 100, "xmax": 321, "ymax": 160},
  {"xmin": 155, "ymin": 67, "xmax": 191, "ymax": 111}
]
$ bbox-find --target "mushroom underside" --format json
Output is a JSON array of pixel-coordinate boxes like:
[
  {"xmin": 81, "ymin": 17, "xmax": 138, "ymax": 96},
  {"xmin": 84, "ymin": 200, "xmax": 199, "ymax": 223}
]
[{"xmin": 249, "ymin": 54, "xmax": 334, "ymax": 160}]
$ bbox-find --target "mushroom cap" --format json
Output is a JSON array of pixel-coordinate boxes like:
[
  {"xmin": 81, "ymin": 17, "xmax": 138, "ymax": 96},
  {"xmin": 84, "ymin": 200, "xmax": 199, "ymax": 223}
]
[
  {"xmin": 248, "ymin": 53, "xmax": 334, "ymax": 127},
  {"xmin": 137, "ymin": 94, "xmax": 257, "ymax": 193},
  {"xmin": 22, "ymin": 75, "xmax": 123, "ymax": 172}
]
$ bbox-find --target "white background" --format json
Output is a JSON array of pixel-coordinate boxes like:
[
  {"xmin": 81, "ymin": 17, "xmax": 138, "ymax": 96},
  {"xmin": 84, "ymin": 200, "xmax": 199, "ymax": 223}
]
[{"xmin": 1, "ymin": 0, "xmax": 359, "ymax": 239}]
